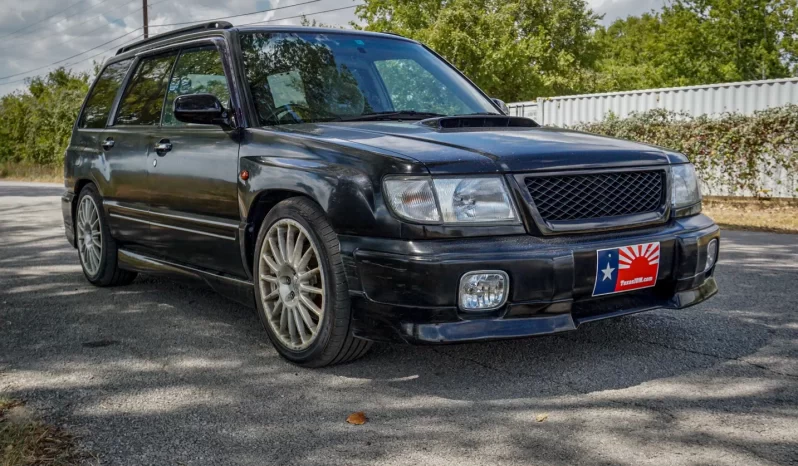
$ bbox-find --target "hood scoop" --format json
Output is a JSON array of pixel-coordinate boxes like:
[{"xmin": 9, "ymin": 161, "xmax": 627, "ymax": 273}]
[{"xmin": 419, "ymin": 115, "xmax": 539, "ymax": 132}]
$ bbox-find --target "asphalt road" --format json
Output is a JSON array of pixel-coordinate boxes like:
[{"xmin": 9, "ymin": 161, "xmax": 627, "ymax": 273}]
[{"xmin": 1, "ymin": 181, "xmax": 797, "ymax": 466}]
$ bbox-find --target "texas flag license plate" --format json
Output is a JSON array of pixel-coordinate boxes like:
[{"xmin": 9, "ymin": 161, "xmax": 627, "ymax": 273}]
[{"xmin": 592, "ymin": 242, "xmax": 661, "ymax": 297}]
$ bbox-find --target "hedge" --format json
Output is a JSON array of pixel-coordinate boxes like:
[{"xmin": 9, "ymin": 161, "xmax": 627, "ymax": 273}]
[{"xmin": 572, "ymin": 106, "xmax": 798, "ymax": 198}]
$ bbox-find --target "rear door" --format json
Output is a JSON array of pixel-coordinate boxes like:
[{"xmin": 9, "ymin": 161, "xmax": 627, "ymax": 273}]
[
  {"xmin": 145, "ymin": 44, "xmax": 244, "ymax": 276},
  {"xmin": 102, "ymin": 52, "xmax": 178, "ymax": 244}
]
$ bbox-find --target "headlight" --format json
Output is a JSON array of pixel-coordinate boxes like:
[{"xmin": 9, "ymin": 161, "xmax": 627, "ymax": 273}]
[
  {"xmin": 384, "ymin": 176, "xmax": 519, "ymax": 224},
  {"xmin": 671, "ymin": 164, "xmax": 702, "ymax": 213}
]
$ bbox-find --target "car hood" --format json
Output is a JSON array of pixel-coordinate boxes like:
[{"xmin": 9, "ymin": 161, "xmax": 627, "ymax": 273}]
[{"xmin": 279, "ymin": 121, "xmax": 679, "ymax": 174}]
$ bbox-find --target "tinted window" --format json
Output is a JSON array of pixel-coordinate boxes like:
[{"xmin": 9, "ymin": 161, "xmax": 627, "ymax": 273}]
[
  {"xmin": 163, "ymin": 47, "xmax": 231, "ymax": 126},
  {"xmin": 240, "ymin": 32, "xmax": 498, "ymax": 126},
  {"xmin": 115, "ymin": 53, "xmax": 177, "ymax": 126},
  {"xmin": 374, "ymin": 59, "xmax": 470, "ymax": 115},
  {"xmin": 78, "ymin": 59, "xmax": 132, "ymax": 129}
]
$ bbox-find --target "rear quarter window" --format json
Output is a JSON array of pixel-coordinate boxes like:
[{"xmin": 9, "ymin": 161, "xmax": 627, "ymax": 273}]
[{"xmin": 78, "ymin": 59, "xmax": 132, "ymax": 129}]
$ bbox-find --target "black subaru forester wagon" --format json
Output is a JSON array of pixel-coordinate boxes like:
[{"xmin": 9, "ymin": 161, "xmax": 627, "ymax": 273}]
[{"xmin": 62, "ymin": 22, "xmax": 719, "ymax": 367}]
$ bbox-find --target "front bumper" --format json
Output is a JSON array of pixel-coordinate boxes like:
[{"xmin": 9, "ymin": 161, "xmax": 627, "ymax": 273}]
[{"xmin": 341, "ymin": 214, "xmax": 720, "ymax": 344}]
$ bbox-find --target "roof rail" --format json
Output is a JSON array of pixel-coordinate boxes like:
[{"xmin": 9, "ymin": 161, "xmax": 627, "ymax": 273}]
[{"xmin": 117, "ymin": 21, "xmax": 234, "ymax": 55}]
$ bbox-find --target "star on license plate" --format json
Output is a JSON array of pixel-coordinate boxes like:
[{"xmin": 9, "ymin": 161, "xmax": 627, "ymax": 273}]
[{"xmin": 592, "ymin": 242, "xmax": 661, "ymax": 297}]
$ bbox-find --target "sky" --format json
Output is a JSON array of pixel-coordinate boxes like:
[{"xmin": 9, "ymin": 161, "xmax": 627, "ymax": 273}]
[{"xmin": 0, "ymin": 0, "xmax": 665, "ymax": 95}]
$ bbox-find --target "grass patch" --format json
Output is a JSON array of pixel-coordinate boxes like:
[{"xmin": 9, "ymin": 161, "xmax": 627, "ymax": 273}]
[
  {"xmin": 704, "ymin": 197, "xmax": 798, "ymax": 234},
  {"xmin": 1, "ymin": 398, "xmax": 88, "ymax": 466},
  {"xmin": 0, "ymin": 163, "xmax": 62, "ymax": 183}
]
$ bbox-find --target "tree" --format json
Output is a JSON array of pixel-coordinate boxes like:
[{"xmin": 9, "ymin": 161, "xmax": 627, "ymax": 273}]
[
  {"xmin": 593, "ymin": 0, "xmax": 798, "ymax": 92},
  {"xmin": 355, "ymin": 0, "xmax": 603, "ymax": 101}
]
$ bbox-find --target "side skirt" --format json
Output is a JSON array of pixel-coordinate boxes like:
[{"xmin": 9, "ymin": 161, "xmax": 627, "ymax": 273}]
[{"xmin": 117, "ymin": 249, "xmax": 256, "ymax": 308}]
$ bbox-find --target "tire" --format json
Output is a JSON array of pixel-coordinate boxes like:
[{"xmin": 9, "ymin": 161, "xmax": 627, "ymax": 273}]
[
  {"xmin": 75, "ymin": 184, "xmax": 137, "ymax": 287},
  {"xmin": 253, "ymin": 197, "xmax": 372, "ymax": 367}
]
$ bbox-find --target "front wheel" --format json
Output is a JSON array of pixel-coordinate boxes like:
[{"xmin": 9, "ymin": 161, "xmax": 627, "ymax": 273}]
[{"xmin": 253, "ymin": 198, "xmax": 371, "ymax": 367}]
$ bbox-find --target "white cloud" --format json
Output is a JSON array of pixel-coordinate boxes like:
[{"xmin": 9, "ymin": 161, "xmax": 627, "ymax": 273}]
[{"xmin": 0, "ymin": 0, "xmax": 662, "ymax": 95}]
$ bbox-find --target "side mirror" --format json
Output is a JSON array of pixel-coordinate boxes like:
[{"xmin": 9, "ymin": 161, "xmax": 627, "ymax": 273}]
[
  {"xmin": 492, "ymin": 98, "xmax": 510, "ymax": 115},
  {"xmin": 174, "ymin": 93, "xmax": 230, "ymax": 127}
]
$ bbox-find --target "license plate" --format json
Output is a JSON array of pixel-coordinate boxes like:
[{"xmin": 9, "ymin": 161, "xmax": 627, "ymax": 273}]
[{"xmin": 592, "ymin": 242, "xmax": 661, "ymax": 297}]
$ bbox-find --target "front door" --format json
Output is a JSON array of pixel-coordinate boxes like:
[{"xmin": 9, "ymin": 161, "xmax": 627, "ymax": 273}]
[{"xmin": 145, "ymin": 45, "xmax": 243, "ymax": 277}]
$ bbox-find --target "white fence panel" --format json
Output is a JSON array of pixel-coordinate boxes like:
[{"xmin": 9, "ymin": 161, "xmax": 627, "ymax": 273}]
[
  {"xmin": 508, "ymin": 77, "xmax": 798, "ymax": 127},
  {"xmin": 507, "ymin": 78, "xmax": 798, "ymax": 197}
]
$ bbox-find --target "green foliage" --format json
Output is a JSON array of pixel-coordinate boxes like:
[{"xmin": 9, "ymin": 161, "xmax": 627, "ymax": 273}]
[
  {"xmin": 355, "ymin": 0, "xmax": 603, "ymax": 101},
  {"xmin": 593, "ymin": 0, "xmax": 798, "ymax": 92},
  {"xmin": 573, "ymin": 106, "xmax": 798, "ymax": 197},
  {"xmin": 0, "ymin": 68, "xmax": 89, "ymax": 166}
]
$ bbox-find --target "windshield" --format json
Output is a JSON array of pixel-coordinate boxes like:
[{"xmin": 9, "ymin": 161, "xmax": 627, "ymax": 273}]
[{"xmin": 239, "ymin": 31, "xmax": 500, "ymax": 125}]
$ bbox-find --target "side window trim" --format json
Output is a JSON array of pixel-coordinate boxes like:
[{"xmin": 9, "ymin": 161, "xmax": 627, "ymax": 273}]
[
  {"xmin": 74, "ymin": 58, "xmax": 133, "ymax": 130},
  {"xmin": 159, "ymin": 40, "xmax": 238, "ymax": 129},
  {"xmin": 158, "ymin": 49, "xmax": 182, "ymax": 127},
  {"xmin": 105, "ymin": 57, "xmax": 138, "ymax": 128},
  {"xmin": 112, "ymin": 51, "xmax": 179, "ymax": 127}
]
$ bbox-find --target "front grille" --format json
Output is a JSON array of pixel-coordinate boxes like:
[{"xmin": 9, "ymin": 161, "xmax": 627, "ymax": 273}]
[{"xmin": 525, "ymin": 170, "xmax": 665, "ymax": 222}]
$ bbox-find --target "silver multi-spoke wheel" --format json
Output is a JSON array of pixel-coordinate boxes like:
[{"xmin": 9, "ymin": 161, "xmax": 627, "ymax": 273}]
[
  {"xmin": 258, "ymin": 219, "xmax": 325, "ymax": 351},
  {"xmin": 76, "ymin": 195, "xmax": 102, "ymax": 276}
]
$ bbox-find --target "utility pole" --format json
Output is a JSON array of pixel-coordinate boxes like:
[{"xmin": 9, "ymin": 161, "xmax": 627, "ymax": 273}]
[{"xmin": 142, "ymin": 0, "xmax": 149, "ymax": 39}]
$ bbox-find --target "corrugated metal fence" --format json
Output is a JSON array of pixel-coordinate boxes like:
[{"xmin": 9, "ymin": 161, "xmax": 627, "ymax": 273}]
[
  {"xmin": 508, "ymin": 77, "xmax": 798, "ymax": 126},
  {"xmin": 507, "ymin": 78, "xmax": 798, "ymax": 197}
]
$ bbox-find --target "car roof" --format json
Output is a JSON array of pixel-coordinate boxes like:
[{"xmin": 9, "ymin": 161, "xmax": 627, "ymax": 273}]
[{"xmin": 114, "ymin": 21, "xmax": 417, "ymax": 58}]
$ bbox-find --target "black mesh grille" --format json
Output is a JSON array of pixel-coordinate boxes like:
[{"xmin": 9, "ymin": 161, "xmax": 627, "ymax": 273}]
[{"xmin": 525, "ymin": 171, "xmax": 665, "ymax": 222}]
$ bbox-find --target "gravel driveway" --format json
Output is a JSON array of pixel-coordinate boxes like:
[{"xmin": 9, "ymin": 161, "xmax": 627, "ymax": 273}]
[{"xmin": 1, "ymin": 181, "xmax": 796, "ymax": 465}]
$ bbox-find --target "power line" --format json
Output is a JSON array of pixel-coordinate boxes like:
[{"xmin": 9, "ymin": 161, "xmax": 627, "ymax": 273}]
[
  {"xmin": 0, "ymin": 0, "xmax": 140, "ymax": 52},
  {"xmin": 238, "ymin": 3, "xmax": 362, "ymax": 27},
  {"xmin": 0, "ymin": 33, "xmax": 146, "ymax": 87},
  {"xmin": 0, "ymin": 0, "xmax": 93, "ymax": 40},
  {"xmin": 0, "ymin": 28, "xmax": 143, "ymax": 81},
  {"xmin": 147, "ymin": 0, "xmax": 323, "ymax": 29},
  {"xmin": 0, "ymin": 1, "xmax": 361, "ymax": 85}
]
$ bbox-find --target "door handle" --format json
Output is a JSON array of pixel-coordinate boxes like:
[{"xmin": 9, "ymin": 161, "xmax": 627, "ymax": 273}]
[
  {"xmin": 101, "ymin": 138, "xmax": 115, "ymax": 150},
  {"xmin": 154, "ymin": 139, "xmax": 172, "ymax": 154}
]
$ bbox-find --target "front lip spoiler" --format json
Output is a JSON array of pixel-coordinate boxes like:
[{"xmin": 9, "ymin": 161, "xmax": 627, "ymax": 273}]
[{"xmin": 385, "ymin": 277, "xmax": 718, "ymax": 344}]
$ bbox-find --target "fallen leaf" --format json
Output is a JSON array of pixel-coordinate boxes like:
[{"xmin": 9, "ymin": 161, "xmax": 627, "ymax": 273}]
[
  {"xmin": 535, "ymin": 413, "xmax": 548, "ymax": 423},
  {"xmin": 346, "ymin": 412, "xmax": 368, "ymax": 425}
]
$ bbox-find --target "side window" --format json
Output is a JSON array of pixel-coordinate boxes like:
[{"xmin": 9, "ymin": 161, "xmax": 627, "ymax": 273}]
[
  {"xmin": 78, "ymin": 59, "xmax": 132, "ymax": 129},
  {"xmin": 163, "ymin": 46, "xmax": 231, "ymax": 126},
  {"xmin": 374, "ymin": 59, "xmax": 470, "ymax": 115},
  {"xmin": 115, "ymin": 53, "xmax": 177, "ymax": 126}
]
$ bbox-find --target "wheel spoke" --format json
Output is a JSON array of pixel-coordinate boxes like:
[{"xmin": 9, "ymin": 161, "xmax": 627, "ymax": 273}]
[
  {"xmin": 92, "ymin": 238, "xmax": 101, "ymax": 248},
  {"xmin": 285, "ymin": 224, "xmax": 295, "ymax": 262},
  {"xmin": 260, "ymin": 274, "xmax": 279, "ymax": 284},
  {"xmin": 277, "ymin": 226, "xmax": 288, "ymax": 263},
  {"xmin": 279, "ymin": 301, "xmax": 288, "ymax": 333},
  {"xmin": 90, "ymin": 247, "xmax": 100, "ymax": 269},
  {"xmin": 298, "ymin": 268, "xmax": 319, "ymax": 281},
  {"xmin": 297, "ymin": 247, "xmax": 313, "ymax": 271},
  {"xmin": 262, "ymin": 254, "xmax": 280, "ymax": 273},
  {"xmin": 299, "ymin": 294, "xmax": 322, "ymax": 316},
  {"xmin": 300, "ymin": 284, "xmax": 323, "ymax": 295},
  {"xmin": 268, "ymin": 237, "xmax": 283, "ymax": 265},
  {"xmin": 270, "ymin": 300, "xmax": 282, "ymax": 319},
  {"xmin": 287, "ymin": 306, "xmax": 299, "ymax": 343},
  {"xmin": 263, "ymin": 288, "xmax": 279, "ymax": 301},
  {"xmin": 293, "ymin": 308, "xmax": 309, "ymax": 343},
  {"xmin": 297, "ymin": 303, "xmax": 316, "ymax": 333},
  {"xmin": 291, "ymin": 232, "xmax": 305, "ymax": 267}
]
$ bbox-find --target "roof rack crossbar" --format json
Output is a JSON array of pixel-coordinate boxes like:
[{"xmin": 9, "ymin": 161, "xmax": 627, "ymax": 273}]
[{"xmin": 117, "ymin": 21, "xmax": 233, "ymax": 55}]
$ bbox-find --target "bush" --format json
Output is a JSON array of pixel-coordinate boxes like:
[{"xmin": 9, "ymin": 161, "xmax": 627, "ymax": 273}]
[
  {"xmin": 0, "ymin": 68, "xmax": 89, "ymax": 168},
  {"xmin": 572, "ymin": 106, "xmax": 798, "ymax": 198}
]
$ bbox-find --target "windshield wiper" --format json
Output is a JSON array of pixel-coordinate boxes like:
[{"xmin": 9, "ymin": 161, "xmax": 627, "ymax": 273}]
[{"xmin": 339, "ymin": 110, "xmax": 446, "ymax": 122}]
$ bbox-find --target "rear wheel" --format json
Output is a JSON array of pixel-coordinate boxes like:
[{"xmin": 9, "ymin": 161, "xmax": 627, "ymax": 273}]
[
  {"xmin": 253, "ymin": 197, "xmax": 371, "ymax": 367},
  {"xmin": 76, "ymin": 184, "xmax": 137, "ymax": 286}
]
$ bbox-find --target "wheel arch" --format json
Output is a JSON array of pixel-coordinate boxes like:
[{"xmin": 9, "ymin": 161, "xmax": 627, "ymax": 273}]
[{"xmin": 243, "ymin": 189, "xmax": 319, "ymax": 276}]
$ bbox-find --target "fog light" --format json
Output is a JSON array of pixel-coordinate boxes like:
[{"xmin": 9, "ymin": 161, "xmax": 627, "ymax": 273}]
[
  {"xmin": 458, "ymin": 271, "xmax": 508, "ymax": 311},
  {"xmin": 705, "ymin": 239, "xmax": 718, "ymax": 272}
]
